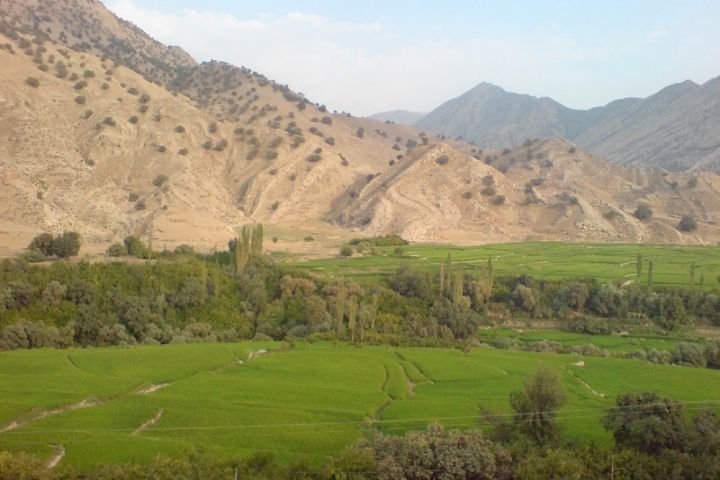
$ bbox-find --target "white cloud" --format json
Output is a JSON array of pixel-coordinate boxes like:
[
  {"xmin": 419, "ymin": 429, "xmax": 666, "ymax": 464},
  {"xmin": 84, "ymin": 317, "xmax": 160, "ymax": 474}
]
[{"xmin": 107, "ymin": 1, "xmax": 720, "ymax": 116}]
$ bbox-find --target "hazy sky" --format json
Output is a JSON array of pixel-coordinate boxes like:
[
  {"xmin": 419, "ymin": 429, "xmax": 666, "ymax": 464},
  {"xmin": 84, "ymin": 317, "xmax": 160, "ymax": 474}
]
[{"xmin": 108, "ymin": 0, "xmax": 720, "ymax": 116}]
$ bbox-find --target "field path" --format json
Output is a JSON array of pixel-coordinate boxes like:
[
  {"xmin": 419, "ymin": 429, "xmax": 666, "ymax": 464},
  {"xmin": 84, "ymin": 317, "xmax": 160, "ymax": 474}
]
[
  {"xmin": 569, "ymin": 370, "xmax": 606, "ymax": 398},
  {"xmin": 47, "ymin": 444, "xmax": 65, "ymax": 469},
  {"xmin": 133, "ymin": 408, "xmax": 164, "ymax": 436},
  {"xmin": 373, "ymin": 364, "xmax": 394, "ymax": 422},
  {"xmin": 0, "ymin": 398, "xmax": 100, "ymax": 434}
]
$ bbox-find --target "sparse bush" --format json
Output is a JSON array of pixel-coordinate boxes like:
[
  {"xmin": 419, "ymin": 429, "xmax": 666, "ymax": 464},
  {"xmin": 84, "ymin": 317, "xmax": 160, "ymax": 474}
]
[
  {"xmin": 127, "ymin": 87, "xmax": 139, "ymax": 95},
  {"xmin": 25, "ymin": 76, "xmax": 39, "ymax": 88},
  {"xmin": 73, "ymin": 80, "xmax": 87, "ymax": 90},
  {"xmin": 103, "ymin": 117, "xmax": 116, "ymax": 126},
  {"xmin": 461, "ymin": 191, "xmax": 473, "ymax": 199},
  {"xmin": 106, "ymin": 242, "xmax": 127, "ymax": 257},
  {"xmin": 678, "ymin": 215, "xmax": 697, "ymax": 232},
  {"xmin": 306, "ymin": 153, "xmax": 322, "ymax": 162},
  {"xmin": 83, "ymin": 69, "xmax": 95, "ymax": 78},
  {"xmin": 633, "ymin": 204, "xmax": 653, "ymax": 221},
  {"xmin": 340, "ymin": 245, "xmax": 353, "ymax": 257},
  {"xmin": 481, "ymin": 186, "xmax": 496, "ymax": 196},
  {"xmin": 202, "ymin": 140, "xmax": 213, "ymax": 150},
  {"xmin": 74, "ymin": 95, "xmax": 85, "ymax": 104},
  {"xmin": 48, "ymin": 231, "xmax": 81, "ymax": 258},
  {"xmin": 482, "ymin": 175, "xmax": 495, "ymax": 186},
  {"xmin": 175, "ymin": 125, "xmax": 185, "ymax": 133},
  {"xmin": 492, "ymin": 195, "xmax": 506, "ymax": 205},
  {"xmin": 687, "ymin": 177, "xmax": 698, "ymax": 188},
  {"xmin": 153, "ymin": 175, "xmax": 169, "ymax": 187},
  {"xmin": 321, "ymin": 116, "xmax": 332, "ymax": 125},
  {"xmin": 435, "ymin": 155, "xmax": 449, "ymax": 165},
  {"xmin": 128, "ymin": 192, "xmax": 139, "ymax": 202},
  {"xmin": 568, "ymin": 146, "xmax": 577, "ymax": 153},
  {"xmin": 325, "ymin": 137, "xmax": 335, "ymax": 146},
  {"xmin": 157, "ymin": 145, "xmax": 167, "ymax": 153},
  {"xmin": 208, "ymin": 122, "xmax": 218, "ymax": 133},
  {"xmin": 128, "ymin": 115, "xmax": 138, "ymax": 124},
  {"xmin": 356, "ymin": 127, "xmax": 364, "ymax": 138},
  {"xmin": 178, "ymin": 148, "xmax": 189, "ymax": 156},
  {"xmin": 135, "ymin": 200, "xmax": 146, "ymax": 210}
]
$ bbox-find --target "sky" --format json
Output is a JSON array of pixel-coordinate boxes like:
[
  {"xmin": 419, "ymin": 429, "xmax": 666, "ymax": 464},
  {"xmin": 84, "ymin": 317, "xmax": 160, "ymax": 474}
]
[{"xmin": 107, "ymin": 0, "xmax": 720, "ymax": 116}]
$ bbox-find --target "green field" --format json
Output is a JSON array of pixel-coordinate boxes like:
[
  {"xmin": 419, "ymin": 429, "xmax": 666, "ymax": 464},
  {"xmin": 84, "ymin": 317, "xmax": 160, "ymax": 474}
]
[
  {"xmin": 289, "ymin": 242, "xmax": 720, "ymax": 288},
  {"xmin": 2, "ymin": 341, "xmax": 719, "ymax": 469}
]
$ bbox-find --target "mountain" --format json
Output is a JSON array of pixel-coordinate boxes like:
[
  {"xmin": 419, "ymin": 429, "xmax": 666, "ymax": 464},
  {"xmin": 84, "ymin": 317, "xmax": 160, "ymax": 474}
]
[
  {"xmin": 415, "ymin": 79, "xmax": 720, "ymax": 172},
  {"xmin": 369, "ymin": 110, "xmax": 426, "ymax": 125},
  {"xmin": 1, "ymin": 0, "xmax": 720, "ymax": 257}
]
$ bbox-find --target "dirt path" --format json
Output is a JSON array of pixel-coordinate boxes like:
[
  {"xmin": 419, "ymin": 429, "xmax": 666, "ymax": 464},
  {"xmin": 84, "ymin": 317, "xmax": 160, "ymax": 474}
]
[
  {"xmin": 132, "ymin": 408, "xmax": 164, "ymax": 436},
  {"xmin": 136, "ymin": 383, "xmax": 169, "ymax": 395},
  {"xmin": 0, "ymin": 398, "xmax": 99, "ymax": 434},
  {"xmin": 47, "ymin": 444, "xmax": 65, "ymax": 469},
  {"xmin": 569, "ymin": 370, "xmax": 606, "ymax": 398},
  {"xmin": 247, "ymin": 349, "xmax": 269, "ymax": 361}
]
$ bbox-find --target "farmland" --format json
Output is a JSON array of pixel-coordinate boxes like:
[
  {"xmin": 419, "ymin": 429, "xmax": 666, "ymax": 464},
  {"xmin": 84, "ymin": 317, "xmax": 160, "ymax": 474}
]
[
  {"xmin": 289, "ymin": 242, "xmax": 720, "ymax": 288},
  {"xmin": 1, "ymin": 341, "xmax": 719, "ymax": 469}
]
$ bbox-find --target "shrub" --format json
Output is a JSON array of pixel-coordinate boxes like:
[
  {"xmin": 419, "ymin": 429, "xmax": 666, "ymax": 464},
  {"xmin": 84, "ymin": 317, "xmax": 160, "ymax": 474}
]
[
  {"xmin": 74, "ymin": 80, "xmax": 87, "ymax": 90},
  {"xmin": 208, "ymin": 122, "xmax": 218, "ymax": 133},
  {"xmin": 25, "ymin": 76, "xmax": 39, "ymax": 88},
  {"xmin": 127, "ymin": 87, "xmax": 139, "ymax": 95},
  {"xmin": 213, "ymin": 139, "xmax": 228, "ymax": 151},
  {"xmin": 461, "ymin": 191, "xmax": 473, "ymax": 199},
  {"xmin": 175, "ymin": 125, "xmax": 185, "ymax": 133},
  {"xmin": 435, "ymin": 155, "xmax": 449, "ymax": 165},
  {"xmin": 678, "ymin": 215, "xmax": 696, "ymax": 232},
  {"xmin": 157, "ymin": 145, "xmax": 166, "ymax": 153},
  {"xmin": 481, "ymin": 186, "xmax": 496, "ymax": 196},
  {"xmin": 356, "ymin": 127, "xmax": 364, "ymax": 138},
  {"xmin": 48, "ymin": 231, "xmax": 81, "ymax": 258},
  {"xmin": 106, "ymin": 242, "xmax": 127, "ymax": 257},
  {"xmin": 321, "ymin": 116, "xmax": 332, "ymax": 125},
  {"xmin": 74, "ymin": 95, "xmax": 86, "ymax": 104},
  {"xmin": 138, "ymin": 94, "xmax": 150, "ymax": 104},
  {"xmin": 135, "ymin": 200, "xmax": 146, "ymax": 210},
  {"xmin": 633, "ymin": 204, "xmax": 653, "ymax": 221},
  {"xmin": 128, "ymin": 115, "xmax": 138, "ymax": 124},
  {"xmin": 128, "ymin": 192, "xmax": 139, "ymax": 202},
  {"xmin": 568, "ymin": 146, "xmax": 577, "ymax": 153},
  {"xmin": 482, "ymin": 175, "xmax": 495, "ymax": 186},
  {"xmin": 83, "ymin": 69, "xmax": 95, "ymax": 78},
  {"xmin": 28, "ymin": 232, "xmax": 54, "ymax": 255},
  {"xmin": 340, "ymin": 245, "xmax": 354, "ymax": 257},
  {"xmin": 202, "ymin": 140, "xmax": 213, "ymax": 150},
  {"xmin": 325, "ymin": 137, "xmax": 335, "ymax": 146},
  {"xmin": 103, "ymin": 117, "xmax": 116, "ymax": 126},
  {"xmin": 306, "ymin": 153, "xmax": 322, "ymax": 162},
  {"xmin": 492, "ymin": 195, "xmax": 506, "ymax": 205},
  {"xmin": 153, "ymin": 174, "xmax": 169, "ymax": 187},
  {"xmin": 178, "ymin": 148, "xmax": 189, "ymax": 156},
  {"xmin": 687, "ymin": 177, "xmax": 698, "ymax": 188}
]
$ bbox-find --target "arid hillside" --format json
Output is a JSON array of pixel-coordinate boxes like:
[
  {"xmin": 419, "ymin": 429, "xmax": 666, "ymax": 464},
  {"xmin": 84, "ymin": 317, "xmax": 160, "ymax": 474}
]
[{"xmin": 0, "ymin": 0, "xmax": 719, "ymax": 257}]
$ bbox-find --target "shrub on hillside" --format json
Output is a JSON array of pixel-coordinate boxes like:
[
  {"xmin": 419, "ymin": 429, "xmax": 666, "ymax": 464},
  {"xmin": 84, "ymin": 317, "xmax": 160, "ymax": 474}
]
[
  {"xmin": 633, "ymin": 204, "xmax": 653, "ymax": 221},
  {"xmin": 481, "ymin": 186, "xmax": 496, "ymax": 196},
  {"xmin": 678, "ymin": 215, "xmax": 697, "ymax": 232},
  {"xmin": 25, "ymin": 76, "xmax": 40, "ymax": 88},
  {"xmin": 153, "ymin": 175, "xmax": 169, "ymax": 187},
  {"xmin": 435, "ymin": 155, "xmax": 449, "ymax": 165}
]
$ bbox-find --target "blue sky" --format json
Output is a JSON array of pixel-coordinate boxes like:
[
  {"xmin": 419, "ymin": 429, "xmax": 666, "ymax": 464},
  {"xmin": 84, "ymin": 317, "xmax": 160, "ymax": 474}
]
[{"xmin": 108, "ymin": 0, "xmax": 720, "ymax": 115}]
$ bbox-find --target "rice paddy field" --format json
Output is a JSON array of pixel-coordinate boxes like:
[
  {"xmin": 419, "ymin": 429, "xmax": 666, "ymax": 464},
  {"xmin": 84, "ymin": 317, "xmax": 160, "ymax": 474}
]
[
  {"xmin": 2, "ymin": 341, "xmax": 719, "ymax": 469},
  {"xmin": 289, "ymin": 242, "xmax": 720, "ymax": 288}
]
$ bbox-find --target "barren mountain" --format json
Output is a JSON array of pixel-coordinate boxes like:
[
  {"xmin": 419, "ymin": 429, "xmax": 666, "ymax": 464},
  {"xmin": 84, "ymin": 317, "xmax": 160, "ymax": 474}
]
[
  {"xmin": 0, "ymin": 0, "xmax": 719, "ymax": 258},
  {"xmin": 416, "ymin": 79, "xmax": 720, "ymax": 172}
]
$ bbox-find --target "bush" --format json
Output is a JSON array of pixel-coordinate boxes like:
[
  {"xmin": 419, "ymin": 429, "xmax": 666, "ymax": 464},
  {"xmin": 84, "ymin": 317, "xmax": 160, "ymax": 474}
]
[
  {"xmin": 339, "ymin": 245, "xmax": 354, "ymax": 257},
  {"xmin": 103, "ymin": 117, "xmax": 116, "ymax": 126},
  {"xmin": 678, "ymin": 215, "xmax": 696, "ymax": 232},
  {"xmin": 481, "ymin": 186, "xmax": 496, "ymax": 196},
  {"xmin": 128, "ymin": 115, "xmax": 138, "ymax": 124},
  {"xmin": 175, "ymin": 125, "xmax": 185, "ymax": 133},
  {"xmin": 178, "ymin": 148, "xmax": 189, "ymax": 156},
  {"xmin": 74, "ymin": 80, "xmax": 87, "ymax": 90},
  {"xmin": 208, "ymin": 122, "xmax": 218, "ymax": 133},
  {"xmin": 435, "ymin": 155, "xmax": 449, "ymax": 165},
  {"xmin": 687, "ymin": 177, "xmax": 698, "ymax": 188},
  {"xmin": 321, "ymin": 116, "xmax": 332, "ymax": 125},
  {"xmin": 107, "ymin": 242, "xmax": 127, "ymax": 257},
  {"xmin": 633, "ymin": 204, "xmax": 653, "ymax": 220},
  {"xmin": 306, "ymin": 154, "xmax": 322, "ymax": 163},
  {"xmin": 48, "ymin": 231, "xmax": 81, "ymax": 258},
  {"xmin": 74, "ymin": 95, "xmax": 86, "ymax": 104},
  {"xmin": 153, "ymin": 175, "xmax": 169, "ymax": 187},
  {"xmin": 482, "ymin": 175, "xmax": 495, "ymax": 186},
  {"xmin": 325, "ymin": 137, "xmax": 336, "ymax": 146},
  {"xmin": 28, "ymin": 232, "xmax": 54, "ymax": 255},
  {"xmin": 25, "ymin": 76, "xmax": 39, "ymax": 88},
  {"xmin": 135, "ymin": 200, "xmax": 146, "ymax": 210},
  {"xmin": 128, "ymin": 192, "xmax": 139, "ymax": 202},
  {"xmin": 461, "ymin": 191, "xmax": 473, "ymax": 199}
]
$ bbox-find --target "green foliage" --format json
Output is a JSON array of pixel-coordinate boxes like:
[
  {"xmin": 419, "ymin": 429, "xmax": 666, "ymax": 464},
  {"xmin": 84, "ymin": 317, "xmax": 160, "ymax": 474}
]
[
  {"xmin": 633, "ymin": 203, "xmax": 653, "ymax": 220},
  {"xmin": 106, "ymin": 242, "xmax": 128, "ymax": 257},
  {"xmin": 508, "ymin": 366, "xmax": 566, "ymax": 445},
  {"xmin": 25, "ymin": 76, "xmax": 39, "ymax": 87},
  {"xmin": 152, "ymin": 174, "xmax": 168, "ymax": 187},
  {"xmin": 678, "ymin": 215, "xmax": 696, "ymax": 232},
  {"xmin": 339, "ymin": 245, "xmax": 354, "ymax": 257}
]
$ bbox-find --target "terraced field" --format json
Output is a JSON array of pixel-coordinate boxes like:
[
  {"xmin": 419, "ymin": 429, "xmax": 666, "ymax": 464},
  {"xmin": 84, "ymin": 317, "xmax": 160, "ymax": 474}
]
[
  {"xmin": 2, "ymin": 341, "xmax": 719, "ymax": 469},
  {"xmin": 290, "ymin": 242, "xmax": 720, "ymax": 288}
]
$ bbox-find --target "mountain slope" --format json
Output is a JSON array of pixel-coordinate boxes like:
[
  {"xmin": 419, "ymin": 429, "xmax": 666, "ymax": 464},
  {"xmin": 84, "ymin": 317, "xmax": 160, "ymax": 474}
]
[
  {"xmin": 369, "ymin": 110, "xmax": 426, "ymax": 125},
  {"xmin": 416, "ymin": 79, "xmax": 720, "ymax": 172}
]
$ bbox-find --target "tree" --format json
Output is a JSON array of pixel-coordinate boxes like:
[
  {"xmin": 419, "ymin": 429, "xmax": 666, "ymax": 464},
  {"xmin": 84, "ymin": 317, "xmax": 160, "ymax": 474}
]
[
  {"xmin": 603, "ymin": 391, "xmax": 685, "ymax": 455},
  {"xmin": 636, "ymin": 254, "xmax": 643, "ymax": 287},
  {"xmin": 678, "ymin": 215, "xmax": 696, "ymax": 232},
  {"xmin": 508, "ymin": 366, "xmax": 566, "ymax": 445},
  {"xmin": 633, "ymin": 204, "xmax": 653, "ymax": 221},
  {"xmin": 48, "ymin": 231, "xmax": 80, "ymax": 258},
  {"xmin": 28, "ymin": 232, "xmax": 54, "ymax": 255}
]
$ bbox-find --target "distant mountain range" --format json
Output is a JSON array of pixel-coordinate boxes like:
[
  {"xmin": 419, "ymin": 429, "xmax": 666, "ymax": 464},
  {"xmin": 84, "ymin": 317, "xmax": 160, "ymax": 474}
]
[
  {"xmin": 414, "ymin": 79, "xmax": 720, "ymax": 171},
  {"xmin": 368, "ymin": 110, "xmax": 426, "ymax": 125}
]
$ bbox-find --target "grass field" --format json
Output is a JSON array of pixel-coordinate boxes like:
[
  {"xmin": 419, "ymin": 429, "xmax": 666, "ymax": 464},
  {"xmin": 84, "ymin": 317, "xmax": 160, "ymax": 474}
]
[
  {"xmin": 2, "ymin": 341, "xmax": 719, "ymax": 469},
  {"xmin": 289, "ymin": 242, "xmax": 720, "ymax": 288}
]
